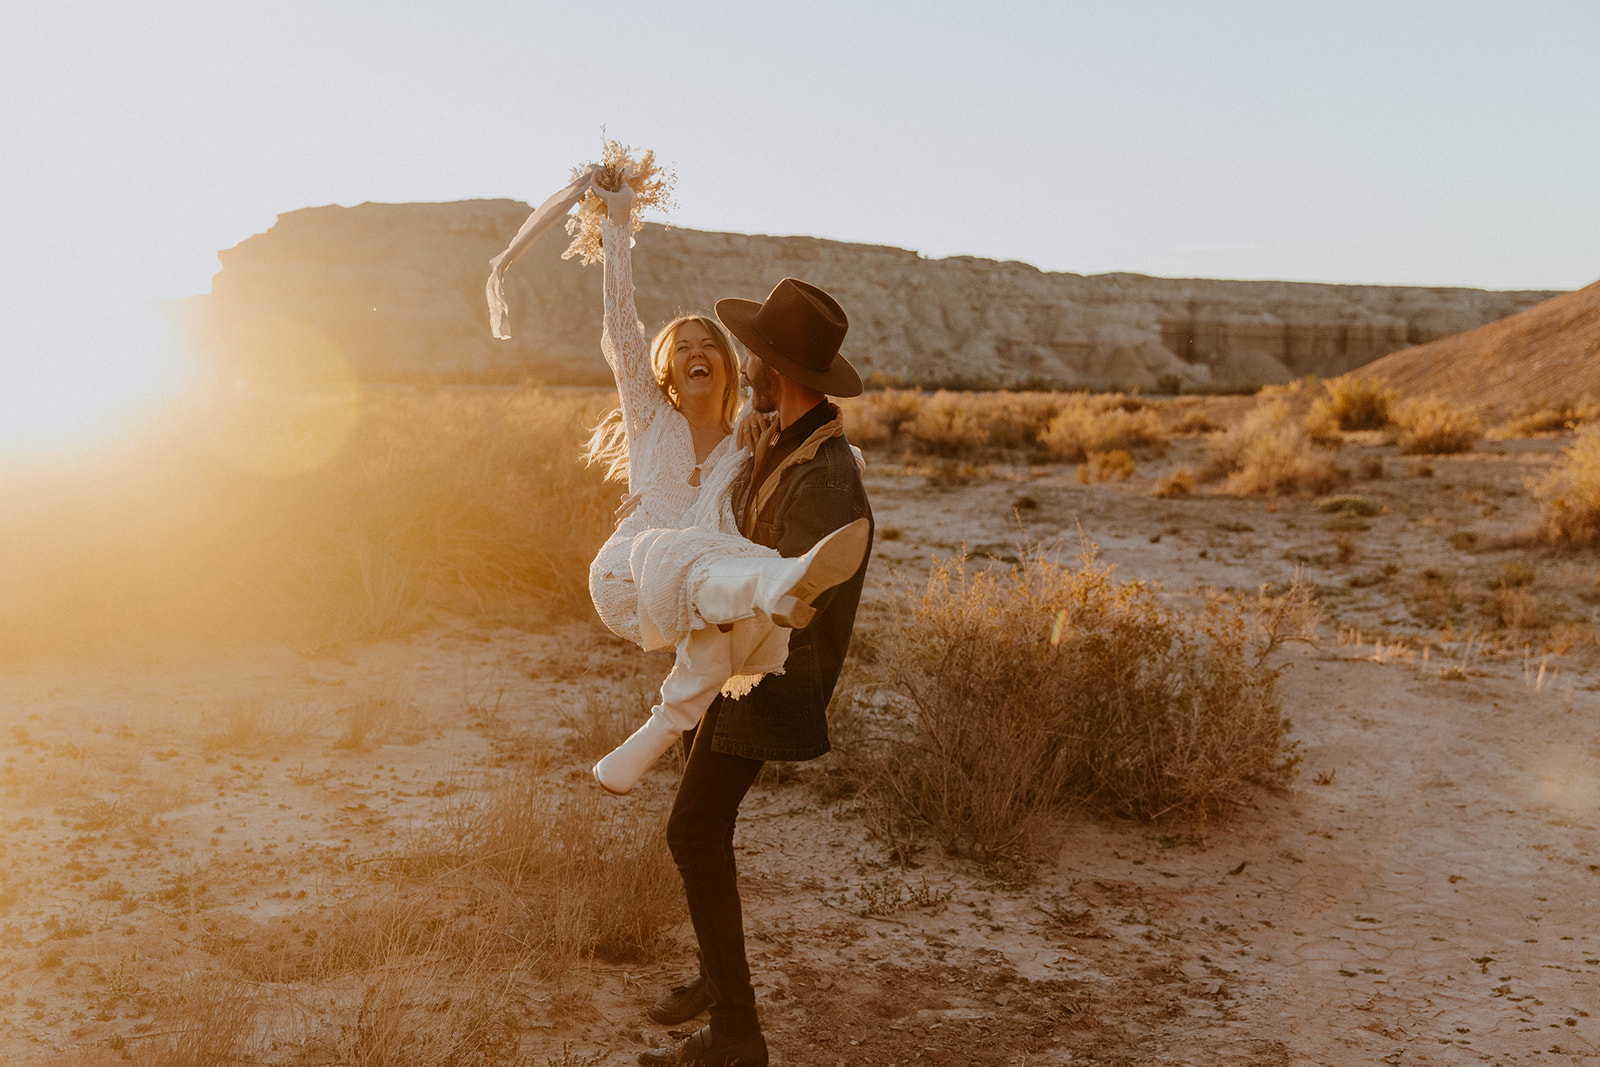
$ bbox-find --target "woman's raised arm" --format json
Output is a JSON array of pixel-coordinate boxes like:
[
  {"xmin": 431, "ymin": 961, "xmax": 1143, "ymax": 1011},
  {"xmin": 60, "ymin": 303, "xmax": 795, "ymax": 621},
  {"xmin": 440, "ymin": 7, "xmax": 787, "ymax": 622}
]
[{"xmin": 596, "ymin": 183, "xmax": 668, "ymax": 449}]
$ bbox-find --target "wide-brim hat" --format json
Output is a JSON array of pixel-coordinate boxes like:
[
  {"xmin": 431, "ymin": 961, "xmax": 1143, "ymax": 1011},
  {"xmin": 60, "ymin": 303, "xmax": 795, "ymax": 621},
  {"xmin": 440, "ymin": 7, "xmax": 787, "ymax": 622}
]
[{"xmin": 715, "ymin": 278, "xmax": 862, "ymax": 398}]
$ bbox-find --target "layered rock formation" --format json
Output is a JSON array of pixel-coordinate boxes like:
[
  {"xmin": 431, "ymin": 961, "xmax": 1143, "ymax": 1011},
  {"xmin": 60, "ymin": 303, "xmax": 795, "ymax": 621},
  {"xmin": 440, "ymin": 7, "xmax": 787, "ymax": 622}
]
[{"xmin": 202, "ymin": 200, "xmax": 1558, "ymax": 390}]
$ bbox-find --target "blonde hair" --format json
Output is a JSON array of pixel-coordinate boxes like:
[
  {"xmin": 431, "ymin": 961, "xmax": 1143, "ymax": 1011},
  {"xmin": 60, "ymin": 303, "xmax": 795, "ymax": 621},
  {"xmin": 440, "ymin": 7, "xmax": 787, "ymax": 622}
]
[{"xmin": 583, "ymin": 314, "xmax": 743, "ymax": 482}]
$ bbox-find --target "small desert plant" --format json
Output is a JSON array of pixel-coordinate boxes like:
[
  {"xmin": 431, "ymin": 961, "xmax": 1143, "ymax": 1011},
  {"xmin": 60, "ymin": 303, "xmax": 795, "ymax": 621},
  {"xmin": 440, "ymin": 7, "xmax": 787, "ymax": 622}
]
[
  {"xmin": 1410, "ymin": 569, "xmax": 1465, "ymax": 628},
  {"xmin": 1537, "ymin": 423, "xmax": 1600, "ymax": 549},
  {"xmin": 1314, "ymin": 377, "xmax": 1397, "ymax": 431},
  {"xmin": 1207, "ymin": 401, "xmax": 1342, "ymax": 496},
  {"xmin": 1483, "ymin": 587, "xmax": 1543, "ymax": 631},
  {"xmin": 1078, "ymin": 449, "xmax": 1136, "ymax": 483},
  {"xmin": 1318, "ymin": 495, "xmax": 1381, "ymax": 517},
  {"xmin": 1391, "ymin": 397, "xmax": 1481, "ymax": 454},
  {"xmin": 1040, "ymin": 394, "xmax": 1166, "ymax": 462},
  {"xmin": 1149, "ymin": 467, "xmax": 1196, "ymax": 497},
  {"xmin": 851, "ymin": 549, "xmax": 1310, "ymax": 858}
]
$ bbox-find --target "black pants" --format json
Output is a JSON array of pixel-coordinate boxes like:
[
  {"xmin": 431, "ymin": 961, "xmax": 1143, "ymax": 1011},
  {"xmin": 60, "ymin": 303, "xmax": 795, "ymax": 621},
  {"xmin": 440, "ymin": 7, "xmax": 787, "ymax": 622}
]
[{"xmin": 667, "ymin": 696, "xmax": 765, "ymax": 1040}]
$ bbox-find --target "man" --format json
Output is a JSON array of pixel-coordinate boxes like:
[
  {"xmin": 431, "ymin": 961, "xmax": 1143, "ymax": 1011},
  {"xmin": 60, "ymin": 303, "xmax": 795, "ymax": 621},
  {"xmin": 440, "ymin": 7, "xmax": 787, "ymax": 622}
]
[{"xmin": 639, "ymin": 278, "xmax": 873, "ymax": 1067}]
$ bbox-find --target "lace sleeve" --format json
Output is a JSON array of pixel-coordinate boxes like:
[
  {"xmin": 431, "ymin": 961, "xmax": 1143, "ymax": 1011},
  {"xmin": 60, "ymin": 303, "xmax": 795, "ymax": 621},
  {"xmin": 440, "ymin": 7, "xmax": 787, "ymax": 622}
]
[{"xmin": 600, "ymin": 218, "xmax": 671, "ymax": 449}]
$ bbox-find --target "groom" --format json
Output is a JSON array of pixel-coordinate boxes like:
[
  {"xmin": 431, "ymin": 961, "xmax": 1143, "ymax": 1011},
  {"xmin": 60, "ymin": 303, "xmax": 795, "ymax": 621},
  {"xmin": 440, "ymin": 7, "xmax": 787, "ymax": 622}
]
[{"xmin": 639, "ymin": 278, "xmax": 873, "ymax": 1067}]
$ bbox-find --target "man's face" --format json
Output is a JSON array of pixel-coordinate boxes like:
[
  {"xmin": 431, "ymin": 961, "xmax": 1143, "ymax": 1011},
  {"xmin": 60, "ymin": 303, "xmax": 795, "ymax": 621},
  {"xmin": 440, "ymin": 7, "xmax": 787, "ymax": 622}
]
[{"xmin": 742, "ymin": 350, "xmax": 779, "ymax": 414}]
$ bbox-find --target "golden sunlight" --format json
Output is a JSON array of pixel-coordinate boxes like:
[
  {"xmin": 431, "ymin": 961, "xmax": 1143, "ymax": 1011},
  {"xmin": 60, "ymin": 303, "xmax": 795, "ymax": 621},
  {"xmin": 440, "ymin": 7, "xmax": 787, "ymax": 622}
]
[{"xmin": 2, "ymin": 298, "xmax": 193, "ymax": 462}]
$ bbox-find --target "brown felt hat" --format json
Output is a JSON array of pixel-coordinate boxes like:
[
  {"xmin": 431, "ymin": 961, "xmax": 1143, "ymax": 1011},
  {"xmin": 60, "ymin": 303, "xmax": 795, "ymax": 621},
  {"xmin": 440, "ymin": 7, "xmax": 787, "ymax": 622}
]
[{"xmin": 715, "ymin": 278, "xmax": 862, "ymax": 398}]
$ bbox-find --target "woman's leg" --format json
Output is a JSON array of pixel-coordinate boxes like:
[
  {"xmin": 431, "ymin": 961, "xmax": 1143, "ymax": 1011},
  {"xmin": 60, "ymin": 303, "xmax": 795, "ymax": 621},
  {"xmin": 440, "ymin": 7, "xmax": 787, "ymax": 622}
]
[{"xmin": 592, "ymin": 625, "xmax": 732, "ymax": 795}]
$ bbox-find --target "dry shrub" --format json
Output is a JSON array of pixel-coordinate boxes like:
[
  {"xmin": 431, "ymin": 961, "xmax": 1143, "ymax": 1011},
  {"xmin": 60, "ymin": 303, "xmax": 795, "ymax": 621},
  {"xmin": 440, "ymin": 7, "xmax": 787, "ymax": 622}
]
[
  {"xmin": 1078, "ymin": 449, "xmax": 1136, "ymax": 483},
  {"xmin": 1391, "ymin": 397, "xmax": 1482, "ymax": 454},
  {"xmin": 0, "ymin": 386, "xmax": 616, "ymax": 660},
  {"xmin": 905, "ymin": 390, "xmax": 990, "ymax": 455},
  {"xmin": 1547, "ymin": 621, "xmax": 1600, "ymax": 654},
  {"xmin": 1313, "ymin": 376, "xmax": 1397, "ymax": 431},
  {"xmin": 1207, "ymin": 401, "xmax": 1342, "ymax": 496},
  {"xmin": 1039, "ymin": 394, "xmax": 1166, "ymax": 462},
  {"xmin": 1537, "ymin": 423, "xmax": 1600, "ymax": 549},
  {"xmin": 1410, "ymin": 569, "xmax": 1465, "ymax": 628},
  {"xmin": 839, "ymin": 388, "xmax": 924, "ymax": 447},
  {"xmin": 852, "ymin": 551, "xmax": 1309, "ymax": 858},
  {"xmin": 1150, "ymin": 467, "xmax": 1196, "ymax": 497}
]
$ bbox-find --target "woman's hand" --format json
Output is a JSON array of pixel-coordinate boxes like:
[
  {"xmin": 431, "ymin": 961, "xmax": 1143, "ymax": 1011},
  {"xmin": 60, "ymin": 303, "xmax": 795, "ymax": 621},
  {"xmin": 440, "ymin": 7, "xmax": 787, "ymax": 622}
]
[
  {"xmin": 613, "ymin": 492, "xmax": 641, "ymax": 527},
  {"xmin": 593, "ymin": 179, "xmax": 636, "ymax": 228},
  {"xmin": 735, "ymin": 410, "xmax": 776, "ymax": 451}
]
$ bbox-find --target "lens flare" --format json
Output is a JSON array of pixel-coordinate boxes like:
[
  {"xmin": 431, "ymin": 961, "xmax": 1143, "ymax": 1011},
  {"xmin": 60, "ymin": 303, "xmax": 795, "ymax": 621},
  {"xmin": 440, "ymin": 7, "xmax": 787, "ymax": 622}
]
[{"xmin": 194, "ymin": 314, "xmax": 362, "ymax": 476}]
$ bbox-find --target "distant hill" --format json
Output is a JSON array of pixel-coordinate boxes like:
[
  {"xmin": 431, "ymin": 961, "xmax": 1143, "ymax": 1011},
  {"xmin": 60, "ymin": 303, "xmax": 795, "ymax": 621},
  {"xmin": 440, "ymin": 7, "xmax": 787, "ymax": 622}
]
[
  {"xmin": 199, "ymin": 200, "xmax": 1559, "ymax": 390},
  {"xmin": 1353, "ymin": 279, "xmax": 1600, "ymax": 416}
]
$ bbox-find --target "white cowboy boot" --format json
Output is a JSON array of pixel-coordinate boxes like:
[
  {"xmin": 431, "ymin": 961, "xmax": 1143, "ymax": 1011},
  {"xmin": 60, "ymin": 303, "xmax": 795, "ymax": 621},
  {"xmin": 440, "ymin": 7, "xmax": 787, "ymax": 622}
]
[
  {"xmin": 694, "ymin": 517, "xmax": 870, "ymax": 629},
  {"xmin": 593, "ymin": 627, "xmax": 732, "ymax": 795},
  {"xmin": 593, "ymin": 714, "xmax": 680, "ymax": 796}
]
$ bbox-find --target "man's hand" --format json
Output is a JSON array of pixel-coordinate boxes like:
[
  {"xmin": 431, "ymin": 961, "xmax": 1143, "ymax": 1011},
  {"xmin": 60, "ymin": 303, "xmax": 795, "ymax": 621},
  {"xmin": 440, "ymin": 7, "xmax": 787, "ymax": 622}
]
[
  {"xmin": 735, "ymin": 410, "xmax": 776, "ymax": 451},
  {"xmin": 613, "ymin": 492, "xmax": 641, "ymax": 527}
]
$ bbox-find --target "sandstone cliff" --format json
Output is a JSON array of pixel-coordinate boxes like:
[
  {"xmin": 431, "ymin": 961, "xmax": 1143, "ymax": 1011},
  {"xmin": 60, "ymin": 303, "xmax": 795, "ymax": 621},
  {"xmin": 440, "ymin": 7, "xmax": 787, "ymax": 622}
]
[{"xmin": 202, "ymin": 200, "xmax": 1558, "ymax": 390}]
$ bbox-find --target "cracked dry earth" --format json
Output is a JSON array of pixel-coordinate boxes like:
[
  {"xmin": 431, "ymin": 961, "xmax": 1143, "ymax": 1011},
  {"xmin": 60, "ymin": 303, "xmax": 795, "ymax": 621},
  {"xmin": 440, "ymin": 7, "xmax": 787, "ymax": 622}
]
[{"xmin": 3, "ymin": 433, "xmax": 1599, "ymax": 1065}]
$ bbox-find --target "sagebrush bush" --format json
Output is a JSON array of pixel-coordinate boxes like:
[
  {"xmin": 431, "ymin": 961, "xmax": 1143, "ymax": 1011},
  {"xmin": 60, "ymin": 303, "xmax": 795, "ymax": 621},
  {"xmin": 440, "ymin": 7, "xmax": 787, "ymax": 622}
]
[
  {"xmin": 1206, "ymin": 401, "xmax": 1342, "ymax": 496},
  {"xmin": 1537, "ymin": 422, "xmax": 1600, "ymax": 549},
  {"xmin": 1391, "ymin": 397, "xmax": 1481, "ymax": 454},
  {"xmin": 1039, "ymin": 394, "xmax": 1166, "ymax": 462},
  {"xmin": 0, "ymin": 387, "xmax": 616, "ymax": 659},
  {"xmin": 1314, "ymin": 376, "xmax": 1397, "ymax": 431},
  {"xmin": 848, "ymin": 551, "xmax": 1309, "ymax": 858},
  {"xmin": 1078, "ymin": 449, "xmax": 1136, "ymax": 483}
]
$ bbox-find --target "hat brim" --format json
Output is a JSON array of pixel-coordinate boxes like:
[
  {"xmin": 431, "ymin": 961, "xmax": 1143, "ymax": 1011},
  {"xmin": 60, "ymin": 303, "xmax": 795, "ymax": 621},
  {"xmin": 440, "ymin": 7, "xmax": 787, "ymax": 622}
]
[{"xmin": 716, "ymin": 297, "xmax": 863, "ymax": 398}]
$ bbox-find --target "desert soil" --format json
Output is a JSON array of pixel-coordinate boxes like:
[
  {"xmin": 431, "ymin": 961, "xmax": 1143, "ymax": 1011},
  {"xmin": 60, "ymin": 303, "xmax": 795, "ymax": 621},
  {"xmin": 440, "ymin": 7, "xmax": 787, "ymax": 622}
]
[{"xmin": 3, "ymin": 433, "xmax": 1598, "ymax": 1065}]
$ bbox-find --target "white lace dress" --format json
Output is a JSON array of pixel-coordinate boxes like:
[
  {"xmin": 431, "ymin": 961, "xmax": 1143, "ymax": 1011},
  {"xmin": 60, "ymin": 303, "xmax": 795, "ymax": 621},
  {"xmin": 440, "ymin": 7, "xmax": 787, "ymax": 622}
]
[{"xmin": 587, "ymin": 219, "xmax": 788, "ymax": 687}]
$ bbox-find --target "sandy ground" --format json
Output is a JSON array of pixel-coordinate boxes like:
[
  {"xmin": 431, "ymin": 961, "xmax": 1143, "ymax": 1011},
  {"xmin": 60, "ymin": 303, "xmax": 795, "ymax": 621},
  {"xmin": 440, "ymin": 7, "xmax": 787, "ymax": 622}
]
[{"xmin": 3, "ymin": 433, "xmax": 1598, "ymax": 1065}]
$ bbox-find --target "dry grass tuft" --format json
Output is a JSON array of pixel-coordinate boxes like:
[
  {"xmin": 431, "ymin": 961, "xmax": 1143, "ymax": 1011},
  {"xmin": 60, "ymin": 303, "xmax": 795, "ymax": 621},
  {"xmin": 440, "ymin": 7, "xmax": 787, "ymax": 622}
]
[
  {"xmin": 1537, "ymin": 423, "xmax": 1600, "ymax": 549},
  {"xmin": 846, "ymin": 550, "xmax": 1310, "ymax": 859},
  {"xmin": 0, "ymin": 387, "xmax": 616, "ymax": 661},
  {"xmin": 1206, "ymin": 401, "xmax": 1342, "ymax": 496},
  {"xmin": 1391, "ymin": 397, "xmax": 1482, "ymax": 454},
  {"xmin": 1491, "ymin": 400, "xmax": 1600, "ymax": 439}
]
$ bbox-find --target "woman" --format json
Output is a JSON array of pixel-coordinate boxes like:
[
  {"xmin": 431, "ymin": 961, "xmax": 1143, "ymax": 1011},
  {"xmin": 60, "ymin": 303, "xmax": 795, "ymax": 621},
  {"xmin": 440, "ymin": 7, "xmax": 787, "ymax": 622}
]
[{"xmin": 580, "ymin": 180, "xmax": 868, "ymax": 795}]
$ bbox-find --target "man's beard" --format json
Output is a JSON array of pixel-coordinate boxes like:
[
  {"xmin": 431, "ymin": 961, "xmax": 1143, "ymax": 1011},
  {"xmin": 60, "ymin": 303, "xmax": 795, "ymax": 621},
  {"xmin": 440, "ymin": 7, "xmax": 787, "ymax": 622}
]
[{"xmin": 746, "ymin": 360, "xmax": 778, "ymax": 413}]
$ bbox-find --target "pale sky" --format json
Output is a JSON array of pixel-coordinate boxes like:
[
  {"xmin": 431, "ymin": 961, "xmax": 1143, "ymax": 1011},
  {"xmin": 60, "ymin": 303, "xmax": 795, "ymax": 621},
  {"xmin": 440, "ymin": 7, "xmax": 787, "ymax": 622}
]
[{"xmin": 3, "ymin": 0, "xmax": 1597, "ymax": 452}]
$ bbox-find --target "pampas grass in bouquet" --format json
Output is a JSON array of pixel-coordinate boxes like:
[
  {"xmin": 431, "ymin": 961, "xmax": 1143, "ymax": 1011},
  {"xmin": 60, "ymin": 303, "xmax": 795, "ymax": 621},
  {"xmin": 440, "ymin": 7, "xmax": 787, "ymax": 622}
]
[{"xmin": 563, "ymin": 137, "xmax": 677, "ymax": 265}]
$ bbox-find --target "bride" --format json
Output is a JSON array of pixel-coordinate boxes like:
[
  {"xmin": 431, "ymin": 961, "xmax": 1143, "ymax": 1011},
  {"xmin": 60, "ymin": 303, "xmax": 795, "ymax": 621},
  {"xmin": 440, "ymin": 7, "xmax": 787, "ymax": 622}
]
[{"xmin": 489, "ymin": 166, "xmax": 868, "ymax": 794}]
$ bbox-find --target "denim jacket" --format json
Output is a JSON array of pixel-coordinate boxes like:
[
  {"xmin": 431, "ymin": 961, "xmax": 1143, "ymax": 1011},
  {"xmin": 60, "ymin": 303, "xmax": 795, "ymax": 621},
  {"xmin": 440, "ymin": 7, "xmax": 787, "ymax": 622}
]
[{"xmin": 709, "ymin": 415, "xmax": 872, "ymax": 762}]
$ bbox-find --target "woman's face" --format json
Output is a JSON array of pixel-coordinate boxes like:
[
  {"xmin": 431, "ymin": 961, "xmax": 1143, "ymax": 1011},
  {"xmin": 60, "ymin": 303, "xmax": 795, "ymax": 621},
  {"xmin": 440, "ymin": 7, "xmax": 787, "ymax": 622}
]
[{"xmin": 666, "ymin": 320, "xmax": 732, "ymax": 408}]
